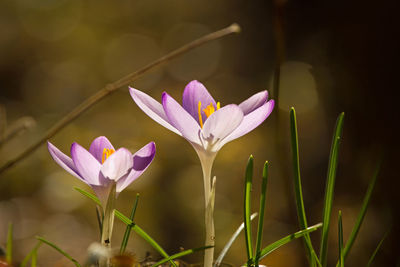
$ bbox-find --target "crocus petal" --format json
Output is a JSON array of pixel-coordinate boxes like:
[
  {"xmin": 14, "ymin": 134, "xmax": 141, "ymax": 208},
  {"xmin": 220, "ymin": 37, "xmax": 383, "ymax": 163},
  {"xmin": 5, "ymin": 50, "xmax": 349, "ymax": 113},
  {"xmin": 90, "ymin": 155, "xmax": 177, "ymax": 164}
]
[
  {"xmin": 218, "ymin": 100, "xmax": 275, "ymax": 148},
  {"xmin": 202, "ymin": 104, "xmax": 244, "ymax": 144},
  {"xmin": 89, "ymin": 136, "xmax": 115, "ymax": 163},
  {"xmin": 116, "ymin": 142, "xmax": 156, "ymax": 193},
  {"xmin": 71, "ymin": 142, "xmax": 102, "ymax": 186},
  {"xmin": 182, "ymin": 80, "xmax": 217, "ymax": 124},
  {"xmin": 162, "ymin": 92, "xmax": 202, "ymax": 145},
  {"xmin": 239, "ymin": 90, "xmax": 269, "ymax": 115},
  {"xmin": 129, "ymin": 87, "xmax": 181, "ymax": 136},
  {"xmin": 100, "ymin": 148, "xmax": 133, "ymax": 181},
  {"xmin": 47, "ymin": 141, "xmax": 84, "ymax": 182}
]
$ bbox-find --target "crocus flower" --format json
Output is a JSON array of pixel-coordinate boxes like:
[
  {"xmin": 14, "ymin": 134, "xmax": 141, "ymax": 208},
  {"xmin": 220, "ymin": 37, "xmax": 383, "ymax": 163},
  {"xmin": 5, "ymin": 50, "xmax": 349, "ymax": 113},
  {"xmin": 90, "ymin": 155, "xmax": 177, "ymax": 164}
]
[
  {"xmin": 47, "ymin": 136, "xmax": 156, "ymax": 206},
  {"xmin": 129, "ymin": 80, "xmax": 274, "ymax": 158},
  {"xmin": 129, "ymin": 80, "xmax": 274, "ymax": 267}
]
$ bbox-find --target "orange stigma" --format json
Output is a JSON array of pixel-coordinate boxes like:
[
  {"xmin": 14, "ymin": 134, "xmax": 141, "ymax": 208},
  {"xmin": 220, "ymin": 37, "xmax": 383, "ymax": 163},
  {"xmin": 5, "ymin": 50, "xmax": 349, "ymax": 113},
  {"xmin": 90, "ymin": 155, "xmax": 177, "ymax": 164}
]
[
  {"xmin": 102, "ymin": 148, "xmax": 115, "ymax": 163},
  {"xmin": 198, "ymin": 101, "xmax": 220, "ymax": 128}
]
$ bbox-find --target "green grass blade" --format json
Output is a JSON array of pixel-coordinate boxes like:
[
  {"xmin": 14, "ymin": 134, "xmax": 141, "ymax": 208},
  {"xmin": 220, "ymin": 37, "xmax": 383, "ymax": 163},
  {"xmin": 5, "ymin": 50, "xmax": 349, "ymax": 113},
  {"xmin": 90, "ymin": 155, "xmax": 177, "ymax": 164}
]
[
  {"xmin": 36, "ymin": 236, "xmax": 81, "ymax": 267},
  {"xmin": 114, "ymin": 210, "xmax": 176, "ymax": 267},
  {"xmin": 289, "ymin": 108, "xmax": 321, "ymax": 266},
  {"xmin": 342, "ymin": 160, "xmax": 381, "ymax": 260},
  {"xmin": 20, "ymin": 241, "xmax": 42, "ymax": 267},
  {"xmin": 254, "ymin": 161, "xmax": 268, "ymax": 266},
  {"xmin": 30, "ymin": 249, "xmax": 37, "ymax": 267},
  {"xmin": 120, "ymin": 193, "xmax": 140, "ymax": 254},
  {"xmin": 214, "ymin": 213, "xmax": 258, "ymax": 267},
  {"xmin": 338, "ymin": 211, "xmax": 344, "ymax": 267},
  {"xmin": 320, "ymin": 112, "xmax": 345, "ymax": 266},
  {"xmin": 366, "ymin": 229, "xmax": 389, "ymax": 267},
  {"xmin": 151, "ymin": 246, "xmax": 213, "ymax": 267},
  {"xmin": 6, "ymin": 222, "xmax": 13, "ymax": 264},
  {"xmin": 74, "ymin": 187, "xmax": 101, "ymax": 206},
  {"xmin": 244, "ymin": 155, "xmax": 254, "ymax": 264},
  {"xmin": 257, "ymin": 223, "xmax": 323, "ymax": 261}
]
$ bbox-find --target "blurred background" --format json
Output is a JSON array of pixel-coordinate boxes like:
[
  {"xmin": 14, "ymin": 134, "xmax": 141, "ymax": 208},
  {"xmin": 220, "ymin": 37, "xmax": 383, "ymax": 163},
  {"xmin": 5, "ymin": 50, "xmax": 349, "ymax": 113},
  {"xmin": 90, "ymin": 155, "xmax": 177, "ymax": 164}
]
[{"xmin": 0, "ymin": 0, "xmax": 398, "ymax": 266}]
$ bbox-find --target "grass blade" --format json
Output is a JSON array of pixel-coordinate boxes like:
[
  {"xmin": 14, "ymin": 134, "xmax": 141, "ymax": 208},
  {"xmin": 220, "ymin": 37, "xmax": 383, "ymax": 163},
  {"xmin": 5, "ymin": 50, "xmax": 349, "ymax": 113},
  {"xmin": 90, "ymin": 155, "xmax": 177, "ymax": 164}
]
[
  {"xmin": 254, "ymin": 161, "xmax": 269, "ymax": 266},
  {"xmin": 120, "ymin": 193, "xmax": 140, "ymax": 254},
  {"xmin": 36, "ymin": 236, "xmax": 81, "ymax": 267},
  {"xmin": 6, "ymin": 222, "xmax": 13, "ymax": 264},
  {"xmin": 214, "ymin": 213, "xmax": 258, "ymax": 267},
  {"xmin": 151, "ymin": 246, "xmax": 213, "ymax": 267},
  {"xmin": 289, "ymin": 107, "xmax": 321, "ymax": 266},
  {"xmin": 20, "ymin": 241, "xmax": 42, "ymax": 267},
  {"xmin": 74, "ymin": 187, "xmax": 101, "ymax": 206},
  {"xmin": 338, "ymin": 211, "xmax": 344, "ymax": 267},
  {"xmin": 114, "ymin": 210, "xmax": 176, "ymax": 267},
  {"xmin": 320, "ymin": 112, "xmax": 345, "ymax": 266},
  {"xmin": 366, "ymin": 229, "xmax": 389, "ymax": 267},
  {"xmin": 258, "ymin": 223, "xmax": 323, "ymax": 261},
  {"xmin": 244, "ymin": 155, "xmax": 254, "ymax": 264},
  {"xmin": 342, "ymin": 160, "xmax": 381, "ymax": 260}
]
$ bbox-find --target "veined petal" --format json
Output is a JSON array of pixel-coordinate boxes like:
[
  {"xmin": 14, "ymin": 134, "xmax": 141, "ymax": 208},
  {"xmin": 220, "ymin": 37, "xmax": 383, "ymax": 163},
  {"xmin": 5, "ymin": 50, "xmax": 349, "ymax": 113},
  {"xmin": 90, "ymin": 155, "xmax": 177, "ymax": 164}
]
[
  {"xmin": 47, "ymin": 141, "xmax": 84, "ymax": 182},
  {"xmin": 116, "ymin": 142, "xmax": 156, "ymax": 192},
  {"xmin": 219, "ymin": 100, "xmax": 275, "ymax": 148},
  {"xmin": 129, "ymin": 87, "xmax": 181, "ymax": 136},
  {"xmin": 202, "ymin": 104, "xmax": 244, "ymax": 144},
  {"xmin": 162, "ymin": 92, "xmax": 202, "ymax": 145},
  {"xmin": 100, "ymin": 148, "xmax": 133, "ymax": 181},
  {"xmin": 239, "ymin": 90, "xmax": 269, "ymax": 115},
  {"xmin": 89, "ymin": 136, "xmax": 115, "ymax": 163},
  {"xmin": 71, "ymin": 142, "xmax": 102, "ymax": 186},
  {"xmin": 182, "ymin": 80, "xmax": 217, "ymax": 124}
]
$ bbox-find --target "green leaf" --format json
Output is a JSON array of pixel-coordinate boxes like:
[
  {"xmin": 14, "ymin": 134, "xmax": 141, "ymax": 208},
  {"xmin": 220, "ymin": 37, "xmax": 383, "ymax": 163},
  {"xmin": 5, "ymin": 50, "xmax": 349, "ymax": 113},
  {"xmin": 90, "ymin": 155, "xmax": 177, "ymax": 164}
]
[
  {"xmin": 120, "ymin": 193, "xmax": 140, "ymax": 254},
  {"xmin": 244, "ymin": 155, "xmax": 254, "ymax": 264},
  {"xmin": 338, "ymin": 211, "xmax": 344, "ymax": 267},
  {"xmin": 36, "ymin": 236, "xmax": 81, "ymax": 267},
  {"xmin": 257, "ymin": 223, "xmax": 323, "ymax": 261},
  {"xmin": 289, "ymin": 107, "xmax": 321, "ymax": 267},
  {"xmin": 151, "ymin": 246, "xmax": 213, "ymax": 267},
  {"xmin": 74, "ymin": 187, "xmax": 101, "ymax": 206},
  {"xmin": 320, "ymin": 112, "xmax": 345, "ymax": 267},
  {"xmin": 6, "ymin": 222, "xmax": 13, "ymax": 264},
  {"xmin": 366, "ymin": 229, "xmax": 389, "ymax": 267},
  {"xmin": 214, "ymin": 213, "xmax": 258, "ymax": 267},
  {"xmin": 20, "ymin": 241, "xmax": 42, "ymax": 267},
  {"xmin": 114, "ymin": 210, "xmax": 176, "ymax": 267},
  {"xmin": 254, "ymin": 161, "xmax": 268, "ymax": 266},
  {"xmin": 342, "ymin": 160, "xmax": 381, "ymax": 260}
]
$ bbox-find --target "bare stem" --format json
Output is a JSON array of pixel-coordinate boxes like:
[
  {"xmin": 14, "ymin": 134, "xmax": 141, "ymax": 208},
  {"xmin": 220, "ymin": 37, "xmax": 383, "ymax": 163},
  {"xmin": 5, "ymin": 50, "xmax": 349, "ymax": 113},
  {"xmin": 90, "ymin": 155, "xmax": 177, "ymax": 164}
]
[{"xmin": 0, "ymin": 23, "xmax": 241, "ymax": 174}]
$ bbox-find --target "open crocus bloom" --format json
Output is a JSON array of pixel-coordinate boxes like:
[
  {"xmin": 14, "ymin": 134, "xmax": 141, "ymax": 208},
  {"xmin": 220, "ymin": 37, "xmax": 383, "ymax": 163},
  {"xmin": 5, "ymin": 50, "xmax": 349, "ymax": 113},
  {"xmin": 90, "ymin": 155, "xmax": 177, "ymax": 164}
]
[
  {"xmin": 47, "ymin": 136, "xmax": 156, "ymax": 206},
  {"xmin": 129, "ymin": 80, "xmax": 274, "ymax": 156}
]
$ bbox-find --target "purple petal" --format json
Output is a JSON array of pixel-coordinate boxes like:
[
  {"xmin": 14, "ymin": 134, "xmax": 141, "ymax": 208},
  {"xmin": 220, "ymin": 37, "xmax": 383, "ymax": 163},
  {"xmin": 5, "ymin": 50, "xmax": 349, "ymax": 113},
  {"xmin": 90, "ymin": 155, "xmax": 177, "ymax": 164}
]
[
  {"xmin": 116, "ymin": 142, "xmax": 156, "ymax": 192},
  {"xmin": 162, "ymin": 92, "xmax": 202, "ymax": 145},
  {"xmin": 219, "ymin": 100, "xmax": 275, "ymax": 148},
  {"xmin": 182, "ymin": 80, "xmax": 217, "ymax": 124},
  {"xmin": 100, "ymin": 148, "xmax": 133, "ymax": 181},
  {"xmin": 202, "ymin": 104, "xmax": 244, "ymax": 144},
  {"xmin": 47, "ymin": 141, "xmax": 85, "ymax": 182},
  {"xmin": 239, "ymin": 90, "xmax": 269, "ymax": 115},
  {"xmin": 71, "ymin": 142, "xmax": 102, "ymax": 186},
  {"xmin": 89, "ymin": 136, "xmax": 115, "ymax": 163},
  {"xmin": 129, "ymin": 87, "xmax": 181, "ymax": 136}
]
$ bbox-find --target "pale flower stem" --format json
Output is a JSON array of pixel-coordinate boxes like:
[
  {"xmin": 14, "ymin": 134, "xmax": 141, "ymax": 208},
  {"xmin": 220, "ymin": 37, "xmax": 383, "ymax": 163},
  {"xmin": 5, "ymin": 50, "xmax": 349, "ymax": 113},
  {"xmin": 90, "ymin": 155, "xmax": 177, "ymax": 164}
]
[{"xmin": 199, "ymin": 153, "xmax": 216, "ymax": 267}]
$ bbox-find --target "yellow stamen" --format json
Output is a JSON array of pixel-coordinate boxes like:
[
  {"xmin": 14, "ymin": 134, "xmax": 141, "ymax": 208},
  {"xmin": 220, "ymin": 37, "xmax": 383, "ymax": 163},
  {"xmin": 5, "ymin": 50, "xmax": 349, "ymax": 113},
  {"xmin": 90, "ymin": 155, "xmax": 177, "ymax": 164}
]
[
  {"xmin": 198, "ymin": 101, "xmax": 204, "ymax": 128},
  {"xmin": 198, "ymin": 101, "xmax": 221, "ymax": 128},
  {"xmin": 102, "ymin": 148, "xmax": 115, "ymax": 164}
]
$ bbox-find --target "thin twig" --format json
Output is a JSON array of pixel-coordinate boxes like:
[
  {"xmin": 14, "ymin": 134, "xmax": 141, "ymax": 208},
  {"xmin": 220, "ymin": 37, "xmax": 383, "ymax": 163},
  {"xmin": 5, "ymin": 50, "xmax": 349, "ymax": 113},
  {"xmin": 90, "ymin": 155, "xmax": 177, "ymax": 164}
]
[
  {"xmin": 0, "ymin": 23, "xmax": 241, "ymax": 174},
  {"xmin": 0, "ymin": 116, "xmax": 36, "ymax": 146}
]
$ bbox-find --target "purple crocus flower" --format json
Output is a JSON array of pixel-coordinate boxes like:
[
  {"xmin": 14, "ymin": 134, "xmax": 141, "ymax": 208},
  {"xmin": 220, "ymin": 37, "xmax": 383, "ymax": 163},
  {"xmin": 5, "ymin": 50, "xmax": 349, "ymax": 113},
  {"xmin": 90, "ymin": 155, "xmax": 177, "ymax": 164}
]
[
  {"xmin": 129, "ymin": 80, "xmax": 274, "ymax": 267},
  {"xmin": 47, "ymin": 136, "xmax": 156, "ymax": 206},
  {"xmin": 129, "ymin": 80, "xmax": 274, "ymax": 156}
]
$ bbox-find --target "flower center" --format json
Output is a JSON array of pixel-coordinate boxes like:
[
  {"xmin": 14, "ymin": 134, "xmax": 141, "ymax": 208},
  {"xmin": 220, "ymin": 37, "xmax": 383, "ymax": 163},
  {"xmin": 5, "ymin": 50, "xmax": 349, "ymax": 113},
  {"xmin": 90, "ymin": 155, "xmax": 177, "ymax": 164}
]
[
  {"xmin": 102, "ymin": 148, "xmax": 115, "ymax": 163},
  {"xmin": 198, "ymin": 101, "xmax": 220, "ymax": 128}
]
